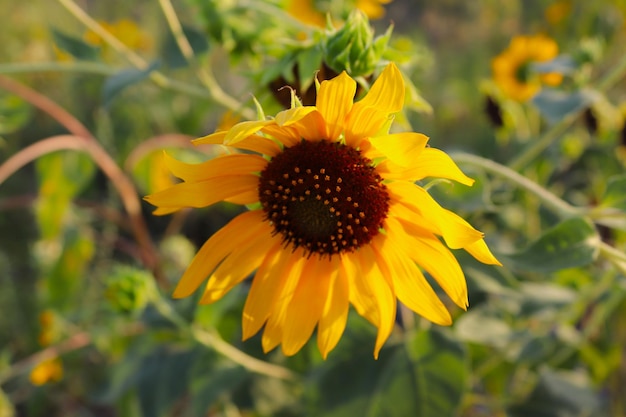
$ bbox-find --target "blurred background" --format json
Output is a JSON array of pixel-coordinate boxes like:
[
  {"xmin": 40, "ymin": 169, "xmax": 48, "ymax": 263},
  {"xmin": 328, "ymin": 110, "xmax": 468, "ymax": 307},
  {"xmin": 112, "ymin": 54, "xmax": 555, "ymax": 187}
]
[{"xmin": 1, "ymin": 0, "xmax": 626, "ymax": 416}]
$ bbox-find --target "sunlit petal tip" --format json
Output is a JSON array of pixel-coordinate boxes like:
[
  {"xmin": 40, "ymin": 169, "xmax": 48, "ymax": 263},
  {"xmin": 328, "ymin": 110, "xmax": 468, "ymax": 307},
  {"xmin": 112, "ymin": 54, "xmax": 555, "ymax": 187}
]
[
  {"xmin": 317, "ymin": 72, "xmax": 357, "ymax": 139},
  {"xmin": 368, "ymin": 132, "xmax": 429, "ymax": 167},
  {"xmin": 274, "ymin": 106, "xmax": 318, "ymax": 126},
  {"xmin": 192, "ymin": 131, "xmax": 227, "ymax": 146},
  {"xmin": 151, "ymin": 206, "xmax": 181, "ymax": 216},
  {"xmin": 224, "ymin": 120, "xmax": 273, "ymax": 145},
  {"xmin": 465, "ymin": 239, "xmax": 502, "ymax": 266}
]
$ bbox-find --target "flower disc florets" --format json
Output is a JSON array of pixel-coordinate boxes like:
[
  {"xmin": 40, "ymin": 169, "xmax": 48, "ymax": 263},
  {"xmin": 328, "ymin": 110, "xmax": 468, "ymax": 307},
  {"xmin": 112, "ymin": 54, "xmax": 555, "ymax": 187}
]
[{"xmin": 259, "ymin": 139, "xmax": 389, "ymax": 256}]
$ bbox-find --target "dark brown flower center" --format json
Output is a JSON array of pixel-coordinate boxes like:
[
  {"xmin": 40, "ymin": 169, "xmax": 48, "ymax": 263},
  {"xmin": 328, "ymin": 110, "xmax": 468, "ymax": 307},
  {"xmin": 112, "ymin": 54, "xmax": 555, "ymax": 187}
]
[{"xmin": 258, "ymin": 140, "xmax": 389, "ymax": 256}]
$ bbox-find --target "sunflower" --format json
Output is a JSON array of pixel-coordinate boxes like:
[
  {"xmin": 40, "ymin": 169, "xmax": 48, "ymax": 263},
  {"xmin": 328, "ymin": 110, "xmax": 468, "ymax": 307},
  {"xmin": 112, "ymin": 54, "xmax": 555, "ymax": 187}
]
[
  {"xmin": 492, "ymin": 34, "xmax": 562, "ymax": 102},
  {"xmin": 145, "ymin": 63, "xmax": 500, "ymax": 358},
  {"xmin": 286, "ymin": 0, "xmax": 392, "ymax": 27}
]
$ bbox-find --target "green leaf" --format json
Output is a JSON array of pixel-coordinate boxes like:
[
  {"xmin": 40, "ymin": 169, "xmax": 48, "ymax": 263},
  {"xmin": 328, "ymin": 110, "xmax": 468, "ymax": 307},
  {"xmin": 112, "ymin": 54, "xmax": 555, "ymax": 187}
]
[
  {"xmin": 428, "ymin": 169, "xmax": 493, "ymax": 212},
  {"xmin": 507, "ymin": 368, "xmax": 603, "ymax": 417},
  {"xmin": 532, "ymin": 55, "xmax": 578, "ymax": 75},
  {"xmin": 102, "ymin": 61, "xmax": 160, "ymax": 106},
  {"xmin": 532, "ymin": 88, "xmax": 599, "ymax": 124},
  {"xmin": 297, "ymin": 46, "xmax": 323, "ymax": 93},
  {"xmin": 96, "ymin": 344, "xmax": 198, "ymax": 417},
  {"xmin": 191, "ymin": 364, "xmax": 248, "ymax": 415},
  {"xmin": 35, "ymin": 151, "xmax": 95, "ymax": 239},
  {"xmin": 137, "ymin": 348, "xmax": 197, "ymax": 417},
  {"xmin": 600, "ymin": 174, "xmax": 626, "ymax": 211},
  {"xmin": 455, "ymin": 310, "xmax": 512, "ymax": 349},
  {"xmin": 307, "ymin": 330, "xmax": 467, "ymax": 417},
  {"xmin": 51, "ymin": 28, "xmax": 100, "ymax": 61},
  {"xmin": 0, "ymin": 93, "xmax": 31, "ymax": 135},
  {"xmin": 500, "ymin": 217, "xmax": 599, "ymax": 273},
  {"xmin": 160, "ymin": 25, "xmax": 210, "ymax": 69},
  {"xmin": 45, "ymin": 227, "xmax": 95, "ymax": 309},
  {"xmin": 0, "ymin": 388, "xmax": 15, "ymax": 417}
]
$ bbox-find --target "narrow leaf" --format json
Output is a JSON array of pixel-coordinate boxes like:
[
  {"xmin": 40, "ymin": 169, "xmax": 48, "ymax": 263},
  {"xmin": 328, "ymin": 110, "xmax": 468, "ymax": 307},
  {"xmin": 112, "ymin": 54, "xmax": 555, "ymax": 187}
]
[
  {"xmin": 501, "ymin": 217, "xmax": 599, "ymax": 273},
  {"xmin": 102, "ymin": 61, "xmax": 160, "ymax": 106}
]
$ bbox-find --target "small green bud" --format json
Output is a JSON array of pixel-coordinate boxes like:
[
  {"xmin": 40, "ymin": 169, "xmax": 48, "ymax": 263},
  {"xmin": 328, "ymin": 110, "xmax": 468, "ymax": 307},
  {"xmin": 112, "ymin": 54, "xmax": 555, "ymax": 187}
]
[
  {"xmin": 105, "ymin": 265, "xmax": 155, "ymax": 317},
  {"xmin": 324, "ymin": 10, "xmax": 392, "ymax": 77}
]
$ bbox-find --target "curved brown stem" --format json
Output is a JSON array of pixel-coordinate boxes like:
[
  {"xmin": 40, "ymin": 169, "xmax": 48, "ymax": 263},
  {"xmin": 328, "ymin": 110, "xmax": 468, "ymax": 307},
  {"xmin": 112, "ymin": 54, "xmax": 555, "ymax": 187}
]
[
  {"xmin": 0, "ymin": 133, "xmax": 164, "ymax": 285},
  {"xmin": 0, "ymin": 74, "xmax": 92, "ymax": 139},
  {"xmin": 0, "ymin": 75, "xmax": 165, "ymax": 284}
]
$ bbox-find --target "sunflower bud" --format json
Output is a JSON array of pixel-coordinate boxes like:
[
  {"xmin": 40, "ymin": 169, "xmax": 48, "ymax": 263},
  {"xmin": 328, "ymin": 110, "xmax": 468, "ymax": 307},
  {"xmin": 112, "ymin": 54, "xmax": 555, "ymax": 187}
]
[
  {"xmin": 105, "ymin": 266, "xmax": 155, "ymax": 317},
  {"xmin": 324, "ymin": 10, "xmax": 392, "ymax": 77}
]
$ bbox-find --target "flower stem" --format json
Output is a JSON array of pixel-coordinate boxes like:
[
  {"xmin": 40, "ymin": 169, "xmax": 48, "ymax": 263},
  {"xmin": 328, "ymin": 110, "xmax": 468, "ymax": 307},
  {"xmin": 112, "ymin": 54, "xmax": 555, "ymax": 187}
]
[
  {"xmin": 151, "ymin": 294, "xmax": 296, "ymax": 381},
  {"xmin": 56, "ymin": 0, "xmax": 254, "ymax": 119},
  {"xmin": 451, "ymin": 153, "xmax": 584, "ymax": 218}
]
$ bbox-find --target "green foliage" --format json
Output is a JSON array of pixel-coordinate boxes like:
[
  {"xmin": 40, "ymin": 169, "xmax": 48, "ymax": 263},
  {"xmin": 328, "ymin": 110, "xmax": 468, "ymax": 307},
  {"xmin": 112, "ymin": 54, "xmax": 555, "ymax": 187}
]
[
  {"xmin": 103, "ymin": 61, "xmax": 161, "ymax": 107},
  {"xmin": 502, "ymin": 217, "xmax": 600, "ymax": 273},
  {"xmin": 51, "ymin": 28, "xmax": 100, "ymax": 61},
  {"xmin": 306, "ymin": 329, "xmax": 467, "ymax": 417},
  {"xmin": 1, "ymin": 0, "xmax": 626, "ymax": 416}
]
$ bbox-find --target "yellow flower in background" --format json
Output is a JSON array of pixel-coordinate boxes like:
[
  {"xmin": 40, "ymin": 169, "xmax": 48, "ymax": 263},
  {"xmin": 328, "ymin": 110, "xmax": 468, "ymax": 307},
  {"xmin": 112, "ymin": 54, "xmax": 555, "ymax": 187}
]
[
  {"xmin": 37, "ymin": 310, "xmax": 56, "ymax": 347},
  {"xmin": 492, "ymin": 34, "xmax": 563, "ymax": 102},
  {"xmin": 287, "ymin": 0, "xmax": 393, "ymax": 27},
  {"xmin": 145, "ymin": 63, "xmax": 500, "ymax": 358},
  {"xmin": 356, "ymin": 0, "xmax": 393, "ymax": 19},
  {"xmin": 545, "ymin": 0, "xmax": 572, "ymax": 26},
  {"xmin": 84, "ymin": 19, "xmax": 152, "ymax": 52},
  {"xmin": 286, "ymin": 0, "xmax": 327, "ymax": 27},
  {"xmin": 29, "ymin": 358, "xmax": 63, "ymax": 386}
]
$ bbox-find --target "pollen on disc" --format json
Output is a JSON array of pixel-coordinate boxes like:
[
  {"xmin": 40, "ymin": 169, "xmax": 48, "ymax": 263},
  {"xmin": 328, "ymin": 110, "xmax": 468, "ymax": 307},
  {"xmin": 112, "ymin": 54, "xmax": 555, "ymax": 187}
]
[{"xmin": 258, "ymin": 140, "xmax": 389, "ymax": 256}]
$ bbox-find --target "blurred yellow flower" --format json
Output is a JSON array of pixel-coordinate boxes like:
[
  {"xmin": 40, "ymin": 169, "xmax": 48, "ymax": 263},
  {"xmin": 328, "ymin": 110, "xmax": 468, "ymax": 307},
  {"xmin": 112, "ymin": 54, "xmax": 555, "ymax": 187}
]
[
  {"xmin": 84, "ymin": 19, "xmax": 152, "ymax": 53},
  {"xmin": 37, "ymin": 310, "xmax": 56, "ymax": 347},
  {"xmin": 492, "ymin": 34, "xmax": 563, "ymax": 102},
  {"xmin": 146, "ymin": 63, "xmax": 500, "ymax": 358},
  {"xmin": 29, "ymin": 358, "xmax": 63, "ymax": 386},
  {"xmin": 286, "ymin": 0, "xmax": 393, "ymax": 27},
  {"xmin": 356, "ymin": 0, "xmax": 393, "ymax": 19},
  {"xmin": 545, "ymin": 1, "xmax": 572, "ymax": 26}
]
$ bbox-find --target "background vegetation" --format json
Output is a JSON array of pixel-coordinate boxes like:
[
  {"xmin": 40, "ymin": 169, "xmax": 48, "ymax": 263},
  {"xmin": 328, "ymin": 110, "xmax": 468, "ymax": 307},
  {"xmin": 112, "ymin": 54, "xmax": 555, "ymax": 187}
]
[{"xmin": 1, "ymin": 0, "xmax": 626, "ymax": 416}]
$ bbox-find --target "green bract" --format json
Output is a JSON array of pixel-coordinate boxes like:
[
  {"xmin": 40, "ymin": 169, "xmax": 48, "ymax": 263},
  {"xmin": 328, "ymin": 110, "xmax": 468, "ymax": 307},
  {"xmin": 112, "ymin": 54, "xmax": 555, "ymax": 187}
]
[{"xmin": 323, "ymin": 10, "xmax": 392, "ymax": 77}]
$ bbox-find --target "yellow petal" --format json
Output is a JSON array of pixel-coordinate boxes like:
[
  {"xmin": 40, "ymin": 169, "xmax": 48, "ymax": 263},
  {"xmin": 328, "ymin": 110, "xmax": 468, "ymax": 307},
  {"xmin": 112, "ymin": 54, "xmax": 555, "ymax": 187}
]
[
  {"xmin": 193, "ymin": 132, "xmax": 281, "ymax": 156},
  {"xmin": 282, "ymin": 255, "xmax": 332, "ymax": 356},
  {"xmin": 242, "ymin": 242, "xmax": 294, "ymax": 340},
  {"xmin": 144, "ymin": 175, "xmax": 258, "ymax": 210},
  {"xmin": 261, "ymin": 124, "xmax": 302, "ymax": 147},
  {"xmin": 345, "ymin": 63, "xmax": 405, "ymax": 146},
  {"xmin": 200, "ymin": 223, "xmax": 276, "ymax": 304},
  {"xmin": 224, "ymin": 120, "xmax": 273, "ymax": 145},
  {"xmin": 379, "ymin": 147, "xmax": 474, "ymax": 186},
  {"xmin": 345, "ymin": 105, "xmax": 392, "ymax": 148},
  {"xmin": 192, "ymin": 131, "xmax": 227, "ymax": 145},
  {"xmin": 224, "ymin": 187, "xmax": 262, "ymax": 205},
  {"xmin": 355, "ymin": 245, "xmax": 396, "ymax": 359},
  {"xmin": 316, "ymin": 71, "xmax": 356, "ymax": 140},
  {"xmin": 152, "ymin": 206, "xmax": 183, "ymax": 216},
  {"xmin": 163, "ymin": 153, "xmax": 267, "ymax": 182},
  {"xmin": 317, "ymin": 256, "xmax": 349, "ymax": 359},
  {"xmin": 275, "ymin": 106, "xmax": 318, "ymax": 126},
  {"xmin": 373, "ymin": 227, "xmax": 452, "ymax": 325},
  {"xmin": 464, "ymin": 238, "xmax": 502, "ymax": 266},
  {"xmin": 387, "ymin": 182, "xmax": 484, "ymax": 249},
  {"xmin": 261, "ymin": 248, "xmax": 308, "ymax": 353},
  {"xmin": 367, "ymin": 132, "xmax": 429, "ymax": 167},
  {"xmin": 387, "ymin": 216, "xmax": 468, "ymax": 309},
  {"xmin": 172, "ymin": 211, "xmax": 266, "ymax": 298},
  {"xmin": 342, "ymin": 254, "xmax": 377, "ymax": 326},
  {"xmin": 280, "ymin": 109, "xmax": 326, "ymax": 142}
]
